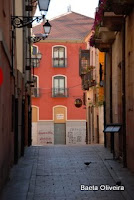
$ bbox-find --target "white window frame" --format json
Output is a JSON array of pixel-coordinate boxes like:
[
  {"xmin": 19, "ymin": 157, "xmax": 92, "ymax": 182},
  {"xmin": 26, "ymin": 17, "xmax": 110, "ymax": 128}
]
[
  {"xmin": 52, "ymin": 75, "xmax": 67, "ymax": 97},
  {"xmin": 52, "ymin": 45, "xmax": 67, "ymax": 68}
]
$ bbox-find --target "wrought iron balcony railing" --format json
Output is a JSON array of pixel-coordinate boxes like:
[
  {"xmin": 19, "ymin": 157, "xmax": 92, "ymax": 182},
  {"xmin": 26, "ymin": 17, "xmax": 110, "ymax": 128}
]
[
  {"xmin": 31, "ymin": 87, "xmax": 40, "ymax": 97},
  {"xmin": 52, "ymin": 88, "xmax": 69, "ymax": 97},
  {"xmin": 52, "ymin": 58, "xmax": 67, "ymax": 68},
  {"xmin": 82, "ymin": 71, "xmax": 96, "ymax": 90}
]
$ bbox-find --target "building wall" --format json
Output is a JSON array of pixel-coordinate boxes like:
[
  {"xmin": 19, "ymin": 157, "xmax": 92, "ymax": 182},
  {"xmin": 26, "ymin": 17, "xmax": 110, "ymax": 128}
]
[
  {"xmin": 126, "ymin": 8, "xmax": 134, "ymax": 172},
  {"xmin": 112, "ymin": 32, "xmax": 123, "ymax": 157},
  {"xmin": 37, "ymin": 121, "xmax": 54, "ymax": 145},
  {"xmin": 33, "ymin": 42, "xmax": 86, "ymax": 120},
  {"xmin": 32, "ymin": 41, "xmax": 87, "ymax": 145},
  {"xmin": 15, "ymin": 0, "xmax": 23, "ymax": 73},
  {"xmin": 98, "ymin": 106, "xmax": 104, "ymax": 144},
  {"xmin": 105, "ymin": 52, "xmax": 111, "ymax": 148},
  {"xmin": 0, "ymin": 43, "xmax": 14, "ymax": 191},
  {"xmin": 66, "ymin": 121, "xmax": 86, "ymax": 145},
  {"xmin": 0, "ymin": 0, "xmax": 34, "ymax": 191},
  {"xmin": 0, "ymin": 0, "xmax": 14, "ymax": 191},
  {"xmin": 103, "ymin": 8, "xmax": 134, "ymax": 171},
  {"xmin": 85, "ymin": 48, "xmax": 104, "ymax": 145},
  {"xmin": 98, "ymin": 51, "xmax": 104, "ymax": 144}
]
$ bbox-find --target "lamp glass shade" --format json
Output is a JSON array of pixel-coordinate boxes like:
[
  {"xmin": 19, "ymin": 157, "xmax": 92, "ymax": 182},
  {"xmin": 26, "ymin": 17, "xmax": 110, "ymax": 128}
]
[
  {"xmin": 43, "ymin": 20, "xmax": 51, "ymax": 34},
  {"xmin": 38, "ymin": 0, "xmax": 50, "ymax": 11}
]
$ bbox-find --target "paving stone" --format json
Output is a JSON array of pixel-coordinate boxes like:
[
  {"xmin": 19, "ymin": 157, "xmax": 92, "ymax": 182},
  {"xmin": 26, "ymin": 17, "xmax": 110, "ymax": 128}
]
[{"xmin": 0, "ymin": 145, "xmax": 134, "ymax": 200}]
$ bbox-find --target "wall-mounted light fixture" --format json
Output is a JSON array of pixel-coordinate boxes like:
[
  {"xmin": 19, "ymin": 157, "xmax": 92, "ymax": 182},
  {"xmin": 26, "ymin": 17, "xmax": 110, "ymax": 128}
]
[
  {"xmin": 26, "ymin": 0, "xmax": 50, "ymax": 12},
  {"xmin": 30, "ymin": 20, "xmax": 51, "ymax": 43},
  {"xmin": 38, "ymin": 0, "xmax": 51, "ymax": 11},
  {"xmin": 11, "ymin": 0, "xmax": 51, "ymax": 28},
  {"xmin": 11, "ymin": 15, "xmax": 45, "ymax": 28}
]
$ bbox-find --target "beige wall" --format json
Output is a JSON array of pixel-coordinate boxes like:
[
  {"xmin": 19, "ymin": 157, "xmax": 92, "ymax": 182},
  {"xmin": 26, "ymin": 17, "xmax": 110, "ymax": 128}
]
[
  {"xmin": 105, "ymin": 53, "xmax": 111, "ymax": 125},
  {"xmin": 98, "ymin": 106, "xmax": 104, "ymax": 144},
  {"xmin": 15, "ymin": 0, "xmax": 23, "ymax": 73},
  {"xmin": 54, "ymin": 107, "xmax": 66, "ymax": 123},
  {"xmin": 85, "ymin": 48, "xmax": 104, "ymax": 145},
  {"xmin": 32, "ymin": 107, "xmax": 38, "ymax": 122},
  {"xmin": 112, "ymin": 32, "xmax": 122, "ymax": 123}
]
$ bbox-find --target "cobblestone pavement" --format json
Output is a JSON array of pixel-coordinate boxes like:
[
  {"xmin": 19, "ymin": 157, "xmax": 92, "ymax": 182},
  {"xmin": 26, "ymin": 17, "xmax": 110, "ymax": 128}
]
[{"xmin": 1, "ymin": 145, "xmax": 134, "ymax": 200}]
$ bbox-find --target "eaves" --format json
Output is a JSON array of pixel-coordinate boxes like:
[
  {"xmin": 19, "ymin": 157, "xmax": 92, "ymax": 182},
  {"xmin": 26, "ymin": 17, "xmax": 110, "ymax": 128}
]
[{"xmin": 39, "ymin": 39, "xmax": 85, "ymax": 43}]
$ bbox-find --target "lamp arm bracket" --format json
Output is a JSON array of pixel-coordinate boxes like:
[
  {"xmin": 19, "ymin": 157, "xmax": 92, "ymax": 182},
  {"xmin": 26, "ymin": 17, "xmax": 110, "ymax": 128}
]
[
  {"xmin": 29, "ymin": 35, "xmax": 48, "ymax": 43},
  {"xmin": 11, "ymin": 15, "xmax": 45, "ymax": 28}
]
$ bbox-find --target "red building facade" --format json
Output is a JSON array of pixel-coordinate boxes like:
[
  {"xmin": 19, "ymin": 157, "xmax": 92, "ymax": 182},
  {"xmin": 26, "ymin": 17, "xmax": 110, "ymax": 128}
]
[{"xmin": 32, "ymin": 12, "xmax": 94, "ymax": 145}]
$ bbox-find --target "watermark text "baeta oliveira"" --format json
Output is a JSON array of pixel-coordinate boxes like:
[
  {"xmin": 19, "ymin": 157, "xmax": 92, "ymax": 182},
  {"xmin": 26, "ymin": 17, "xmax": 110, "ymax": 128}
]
[{"xmin": 81, "ymin": 184, "xmax": 125, "ymax": 191}]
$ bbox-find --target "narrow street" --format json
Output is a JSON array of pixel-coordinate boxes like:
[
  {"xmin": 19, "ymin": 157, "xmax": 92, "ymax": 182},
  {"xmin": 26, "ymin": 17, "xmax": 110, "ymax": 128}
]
[{"xmin": 1, "ymin": 145, "xmax": 134, "ymax": 200}]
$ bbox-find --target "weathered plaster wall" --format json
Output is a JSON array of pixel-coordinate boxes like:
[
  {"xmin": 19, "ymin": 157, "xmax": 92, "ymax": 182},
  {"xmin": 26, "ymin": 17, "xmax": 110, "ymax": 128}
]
[
  {"xmin": 112, "ymin": 31, "xmax": 123, "ymax": 157},
  {"xmin": 32, "ymin": 122, "xmax": 38, "ymax": 145},
  {"xmin": 66, "ymin": 121, "xmax": 86, "ymax": 145},
  {"xmin": 98, "ymin": 106, "xmax": 104, "ymax": 144},
  {"xmin": 37, "ymin": 122, "xmax": 54, "ymax": 145},
  {"xmin": 105, "ymin": 53, "xmax": 111, "ymax": 148},
  {"xmin": 112, "ymin": 32, "xmax": 122, "ymax": 123}
]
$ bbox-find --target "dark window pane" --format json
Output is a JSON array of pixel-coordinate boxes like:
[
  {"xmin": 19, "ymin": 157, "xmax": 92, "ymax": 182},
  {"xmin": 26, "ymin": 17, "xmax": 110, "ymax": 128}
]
[{"xmin": 32, "ymin": 46, "xmax": 38, "ymax": 55}]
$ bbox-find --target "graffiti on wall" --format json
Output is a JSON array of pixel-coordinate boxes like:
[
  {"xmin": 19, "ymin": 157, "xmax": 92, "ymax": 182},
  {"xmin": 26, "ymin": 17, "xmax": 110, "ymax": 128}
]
[
  {"xmin": 67, "ymin": 127, "xmax": 86, "ymax": 144},
  {"xmin": 39, "ymin": 131, "xmax": 53, "ymax": 135},
  {"xmin": 38, "ymin": 130, "xmax": 54, "ymax": 145}
]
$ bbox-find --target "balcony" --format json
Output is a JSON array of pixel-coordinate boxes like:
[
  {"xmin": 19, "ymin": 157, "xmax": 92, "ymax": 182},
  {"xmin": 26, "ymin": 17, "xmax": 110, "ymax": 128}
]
[
  {"xmin": 98, "ymin": 27, "xmax": 116, "ymax": 44},
  {"xmin": 31, "ymin": 87, "xmax": 40, "ymax": 97},
  {"xmin": 82, "ymin": 71, "xmax": 96, "ymax": 90},
  {"xmin": 102, "ymin": 12, "xmax": 124, "ymax": 32},
  {"xmin": 80, "ymin": 66, "xmax": 94, "ymax": 76},
  {"xmin": 112, "ymin": 0, "xmax": 134, "ymax": 15},
  {"xmin": 104, "ymin": 0, "xmax": 133, "ymax": 15},
  {"xmin": 52, "ymin": 58, "xmax": 67, "ymax": 68},
  {"xmin": 79, "ymin": 50, "xmax": 90, "ymax": 76},
  {"xmin": 94, "ymin": 39, "xmax": 111, "ymax": 52},
  {"xmin": 52, "ymin": 88, "xmax": 69, "ymax": 97}
]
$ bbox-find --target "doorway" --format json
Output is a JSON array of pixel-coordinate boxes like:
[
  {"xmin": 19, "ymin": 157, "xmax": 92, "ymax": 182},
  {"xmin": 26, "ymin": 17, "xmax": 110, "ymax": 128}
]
[{"xmin": 54, "ymin": 123, "xmax": 66, "ymax": 144}]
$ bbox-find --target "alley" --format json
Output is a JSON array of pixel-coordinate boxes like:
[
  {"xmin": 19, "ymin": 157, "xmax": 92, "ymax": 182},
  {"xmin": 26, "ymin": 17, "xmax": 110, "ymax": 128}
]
[{"xmin": 1, "ymin": 145, "xmax": 134, "ymax": 200}]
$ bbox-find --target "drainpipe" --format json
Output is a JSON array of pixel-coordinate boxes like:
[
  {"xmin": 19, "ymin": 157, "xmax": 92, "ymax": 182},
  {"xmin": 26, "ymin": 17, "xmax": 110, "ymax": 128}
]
[{"xmin": 122, "ymin": 17, "xmax": 127, "ymax": 168}]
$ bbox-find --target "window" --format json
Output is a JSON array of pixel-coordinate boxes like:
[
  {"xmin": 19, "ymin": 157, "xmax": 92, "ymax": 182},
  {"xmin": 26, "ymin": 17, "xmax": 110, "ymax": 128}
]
[
  {"xmin": 31, "ymin": 45, "xmax": 42, "ymax": 68},
  {"xmin": 31, "ymin": 76, "xmax": 40, "ymax": 97},
  {"xmin": 79, "ymin": 50, "xmax": 90, "ymax": 75},
  {"xmin": 53, "ymin": 46, "xmax": 66, "ymax": 67},
  {"xmin": 52, "ymin": 76, "xmax": 68, "ymax": 97},
  {"xmin": 32, "ymin": 46, "xmax": 38, "ymax": 55}
]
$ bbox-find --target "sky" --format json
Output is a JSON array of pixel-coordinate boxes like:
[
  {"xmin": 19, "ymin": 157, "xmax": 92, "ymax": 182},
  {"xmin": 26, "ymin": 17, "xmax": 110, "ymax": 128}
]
[{"xmin": 37, "ymin": 0, "xmax": 99, "ymax": 20}]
